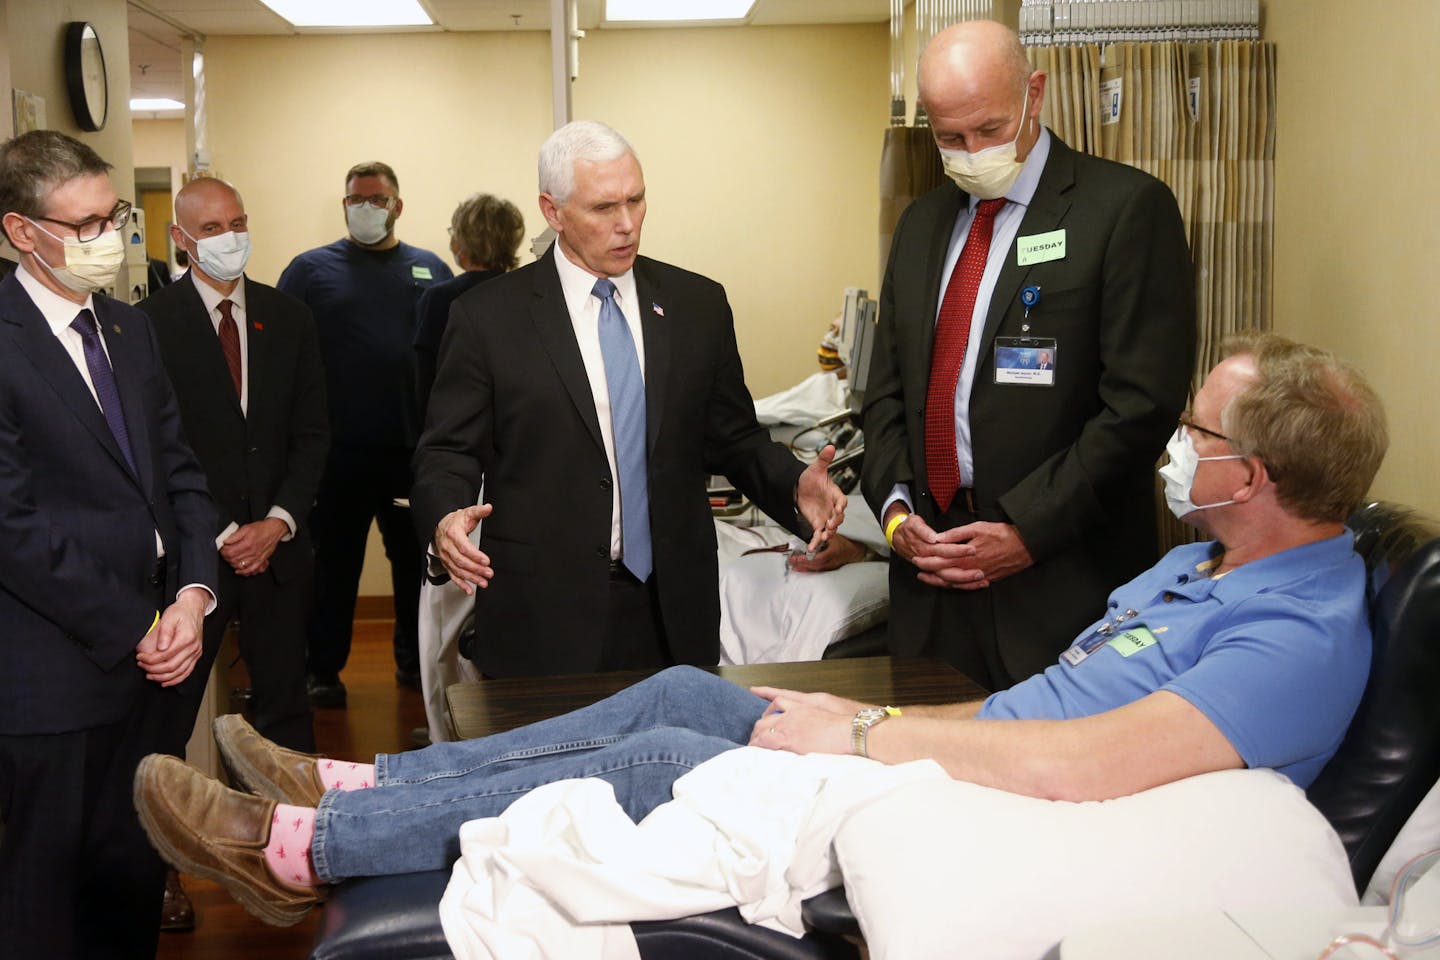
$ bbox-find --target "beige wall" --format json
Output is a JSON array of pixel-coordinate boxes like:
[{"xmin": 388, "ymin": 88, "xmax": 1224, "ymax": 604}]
[
  {"xmin": 201, "ymin": 23, "xmax": 886, "ymax": 397},
  {"xmin": 1, "ymin": 0, "xmax": 135, "ymax": 270},
  {"xmin": 569, "ymin": 24, "xmax": 887, "ymax": 392},
  {"xmin": 1267, "ymin": 0, "xmax": 1440, "ymax": 518},
  {"xmin": 131, "ymin": 117, "xmax": 186, "ymax": 191}
]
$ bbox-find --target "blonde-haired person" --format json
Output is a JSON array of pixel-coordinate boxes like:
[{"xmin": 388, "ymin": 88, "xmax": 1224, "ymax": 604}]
[{"xmin": 414, "ymin": 193, "xmax": 526, "ymax": 415}]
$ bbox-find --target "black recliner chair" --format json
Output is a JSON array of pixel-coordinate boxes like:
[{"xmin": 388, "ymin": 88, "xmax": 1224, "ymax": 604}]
[{"xmin": 310, "ymin": 502, "xmax": 1440, "ymax": 960}]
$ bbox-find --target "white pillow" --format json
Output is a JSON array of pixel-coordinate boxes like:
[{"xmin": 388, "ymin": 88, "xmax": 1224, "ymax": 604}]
[{"xmin": 835, "ymin": 769, "xmax": 1357, "ymax": 960}]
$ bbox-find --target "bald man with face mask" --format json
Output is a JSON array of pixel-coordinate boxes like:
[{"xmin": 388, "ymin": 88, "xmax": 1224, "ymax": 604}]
[{"xmin": 861, "ymin": 20, "xmax": 1197, "ymax": 691}]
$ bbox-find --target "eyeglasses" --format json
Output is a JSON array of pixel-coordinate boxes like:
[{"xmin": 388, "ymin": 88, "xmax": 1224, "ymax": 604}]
[
  {"xmin": 1178, "ymin": 411, "xmax": 1231, "ymax": 444},
  {"xmin": 34, "ymin": 199, "xmax": 132, "ymax": 242},
  {"xmin": 344, "ymin": 194, "xmax": 396, "ymax": 209},
  {"xmin": 1318, "ymin": 849, "xmax": 1440, "ymax": 959}
]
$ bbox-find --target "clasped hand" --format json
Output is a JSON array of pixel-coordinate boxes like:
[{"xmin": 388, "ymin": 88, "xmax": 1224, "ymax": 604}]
[
  {"xmin": 135, "ymin": 586, "xmax": 208, "ymax": 687},
  {"xmin": 890, "ymin": 513, "xmax": 1034, "ymax": 589}
]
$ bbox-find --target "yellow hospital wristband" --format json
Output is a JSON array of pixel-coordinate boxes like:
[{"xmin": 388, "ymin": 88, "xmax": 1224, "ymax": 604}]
[{"xmin": 884, "ymin": 512, "xmax": 911, "ymax": 547}]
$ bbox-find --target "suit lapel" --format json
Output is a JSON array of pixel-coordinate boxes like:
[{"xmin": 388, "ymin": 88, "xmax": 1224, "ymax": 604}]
[
  {"xmin": 529, "ymin": 249, "xmax": 605, "ymax": 451},
  {"xmin": 632, "ymin": 259, "xmax": 668, "ymax": 453},
  {"xmin": 240, "ymin": 278, "xmax": 266, "ymax": 427},
  {"xmin": 916, "ymin": 187, "xmax": 967, "ymax": 378},
  {"xmin": 0, "ymin": 277, "xmax": 142, "ymax": 488},
  {"xmin": 975, "ymin": 139, "xmax": 1075, "ymax": 361}
]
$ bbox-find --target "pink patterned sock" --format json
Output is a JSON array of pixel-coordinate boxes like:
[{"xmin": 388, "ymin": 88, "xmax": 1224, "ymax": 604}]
[
  {"xmin": 263, "ymin": 803, "xmax": 318, "ymax": 890},
  {"xmin": 315, "ymin": 758, "xmax": 375, "ymax": 791}
]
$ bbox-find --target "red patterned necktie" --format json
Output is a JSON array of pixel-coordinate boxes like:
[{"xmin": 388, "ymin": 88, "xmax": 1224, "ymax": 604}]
[
  {"xmin": 924, "ymin": 197, "xmax": 1006, "ymax": 512},
  {"xmin": 218, "ymin": 298, "xmax": 242, "ymax": 400}
]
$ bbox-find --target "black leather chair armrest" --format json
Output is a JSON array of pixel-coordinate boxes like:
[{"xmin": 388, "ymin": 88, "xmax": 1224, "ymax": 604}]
[{"xmin": 800, "ymin": 887, "xmax": 860, "ymax": 938}]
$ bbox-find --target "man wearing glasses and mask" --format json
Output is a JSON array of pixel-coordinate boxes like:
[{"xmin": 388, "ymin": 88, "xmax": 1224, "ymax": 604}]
[
  {"xmin": 278, "ymin": 163, "xmax": 452, "ymax": 709},
  {"xmin": 0, "ymin": 130, "xmax": 217, "ymax": 958}
]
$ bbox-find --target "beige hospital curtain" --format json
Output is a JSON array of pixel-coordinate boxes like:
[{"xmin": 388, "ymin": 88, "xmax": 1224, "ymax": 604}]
[{"xmin": 1028, "ymin": 41, "xmax": 1277, "ymax": 549}]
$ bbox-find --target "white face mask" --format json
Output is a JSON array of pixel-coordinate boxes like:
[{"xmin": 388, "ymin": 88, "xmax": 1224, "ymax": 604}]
[
  {"xmin": 346, "ymin": 203, "xmax": 391, "ymax": 245},
  {"xmin": 937, "ymin": 86, "xmax": 1033, "ymax": 200},
  {"xmin": 1158, "ymin": 426, "xmax": 1246, "ymax": 520},
  {"xmin": 180, "ymin": 227, "xmax": 251, "ymax": 282},
  {"xmin": 26, "ymin": 219, "xmax": 126, "ymax": 294}
]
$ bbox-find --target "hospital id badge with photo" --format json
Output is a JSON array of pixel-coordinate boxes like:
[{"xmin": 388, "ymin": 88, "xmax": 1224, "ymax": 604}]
[{"xmin": 994, "ymin": 337, "xmax": 1057, "ymax": 386}]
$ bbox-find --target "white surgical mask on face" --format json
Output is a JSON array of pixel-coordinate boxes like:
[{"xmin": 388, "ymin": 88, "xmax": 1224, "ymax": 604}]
[
  {"xmin": 180, "ymin": 226, "xmax": 251, "ymax": 282},
  {"xmin": 937, "ymin": 86, "xmax": 1033, "ymax": 200},
  {"xmin": 26, "ymin": 219, "xmax": 126, "ymax": 294},
  {"xmin": 346, "ymin": 203, "xmax": 391, "ymax": 245},
  {"xmin": 1158, "ymin": 426, "xmax": 1246, "ymax": 520}
]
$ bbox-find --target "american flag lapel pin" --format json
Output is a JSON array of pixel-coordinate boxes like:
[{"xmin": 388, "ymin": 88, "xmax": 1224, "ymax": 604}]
[
  {"xmin": 253, "ymin": 322, "xmax": 264, "ymax": 331},
  {"xmin": 652, "ymin": 303, "xmax": 664, "ymax": 317}
]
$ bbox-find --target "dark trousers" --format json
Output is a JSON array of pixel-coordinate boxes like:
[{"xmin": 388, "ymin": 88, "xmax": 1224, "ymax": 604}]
[
  {"xmin": 308, "ymin": 443, "xmax": 423, "ymax": 680},
  {"xmin": 165, "ymin": 554, "xmax": 317, "ymax": 755},
  {"xmin": 597, "ymin": 566, "xmax": 673, "ymax": 672},
  {"xmin": 0, "ymin": 691, "xmax": 169, "ymax": 960},
  {"xmin": 885, "ymin": 495, "xmax": 1012, "ymax": 692}
]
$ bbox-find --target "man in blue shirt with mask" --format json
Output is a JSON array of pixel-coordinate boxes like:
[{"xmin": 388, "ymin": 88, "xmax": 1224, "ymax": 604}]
[
  {"xmin": 278, "ymin": 162, "xmax": 452, "ymax": 708},
  {"xmin": 135, "ymin": 333, "xmax": 1388, "ymax": 924}
]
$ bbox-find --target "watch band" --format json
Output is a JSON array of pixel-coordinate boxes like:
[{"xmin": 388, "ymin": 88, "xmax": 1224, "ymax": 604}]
[{"xmin": 851, "ymin": 705, "xmax": 902, "ymax": 758}]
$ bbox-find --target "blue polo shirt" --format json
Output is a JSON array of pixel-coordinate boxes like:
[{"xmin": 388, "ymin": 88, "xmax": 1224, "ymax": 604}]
[{"xmin": 979, "ymin": 532, "xmax": 1370, "ymax": 787}]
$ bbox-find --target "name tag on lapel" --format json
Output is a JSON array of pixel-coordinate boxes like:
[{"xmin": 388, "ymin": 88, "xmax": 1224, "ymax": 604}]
[{"xmin": 1016, "ymin": 229, "xmax": 1066, "ymax": 266}]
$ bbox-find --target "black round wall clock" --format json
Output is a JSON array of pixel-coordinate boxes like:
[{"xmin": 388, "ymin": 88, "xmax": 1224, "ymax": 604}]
[{"xmin": 64, "ymin": 21, "xmax": 108, "ymax": 132}]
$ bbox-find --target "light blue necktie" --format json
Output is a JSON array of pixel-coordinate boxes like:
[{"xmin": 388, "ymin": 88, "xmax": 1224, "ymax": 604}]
[{"xmin": 593, "ymin": 278, "xmax": 652, "ymax": 581}]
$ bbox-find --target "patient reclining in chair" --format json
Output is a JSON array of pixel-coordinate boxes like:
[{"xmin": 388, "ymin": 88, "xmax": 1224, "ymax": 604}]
[{"xmin": 134, "ymin": 333, "xmax": 1388, "ymax": 932}]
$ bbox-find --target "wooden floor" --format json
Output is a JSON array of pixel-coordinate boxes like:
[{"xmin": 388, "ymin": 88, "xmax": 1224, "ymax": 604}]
[{"xmin": 157, "ymin": 617, "xmax": 427, "ymax": 960}]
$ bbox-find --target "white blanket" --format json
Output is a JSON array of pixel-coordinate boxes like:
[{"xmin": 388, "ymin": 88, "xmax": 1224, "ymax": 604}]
[{"xmin": 437, "ymin": 746, "xmax": 948, "ymax": 960}]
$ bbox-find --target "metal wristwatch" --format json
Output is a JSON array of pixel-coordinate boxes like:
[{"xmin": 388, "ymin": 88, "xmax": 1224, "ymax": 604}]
[{"xmin": 851, "ymin": 705, "xmax": 902, "ymax": 758}]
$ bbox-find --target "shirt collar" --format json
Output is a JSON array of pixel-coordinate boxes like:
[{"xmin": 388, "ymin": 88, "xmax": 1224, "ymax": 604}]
[
  {"xmin": 552, "ymin": 241, "xmax": 638, "ymax": 319},
  {"xmin": 964, "ymin": 126, "xmax": 1052, "ymax": 214},
  {"xmin": 188, "ymin": 269, "xmax": 246, "ymax": 316},
  {"xmin": 1169, "ymin": 530, "xmax": 1358, "ymax": 604},
  {"xmin": 15, "ymin": 261, "xmax": 97, "ymax": 338}
]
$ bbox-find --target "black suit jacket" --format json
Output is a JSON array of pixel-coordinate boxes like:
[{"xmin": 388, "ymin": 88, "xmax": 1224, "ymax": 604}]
[
  {"xmin": 413, "ymin": 248, "xmax": 807, "ymax": 675},
  {"xmin": 0, "ymin": 273, "xmax": 217, "ymax": 735},
  {"xmin": 862, "ymin": 134, "xmax": 1195, "ymax": 680},
  {"xmin": 141, "ymin": 273, "xmax": 329, "ymax": 582}
]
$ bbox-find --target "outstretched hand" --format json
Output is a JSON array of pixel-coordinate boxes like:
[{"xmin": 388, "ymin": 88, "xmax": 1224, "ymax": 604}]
[
  {"xmin": 434, "ymin": 502, "xmax": 494, "ymax": 595},
  {"xmin": 795, "ymin": 444, "xmax": 847, "ymax": 553}
]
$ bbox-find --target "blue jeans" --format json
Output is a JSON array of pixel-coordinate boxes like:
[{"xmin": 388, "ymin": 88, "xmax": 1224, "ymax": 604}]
[{"xmin": 311, "ymin": 666, "xmax": 767, "ymax": 881}]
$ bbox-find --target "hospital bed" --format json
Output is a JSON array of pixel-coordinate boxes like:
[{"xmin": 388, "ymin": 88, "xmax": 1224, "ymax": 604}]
[{"xmin": 314, "ymin": 500, "xmax": 1440, "ymax": 959}]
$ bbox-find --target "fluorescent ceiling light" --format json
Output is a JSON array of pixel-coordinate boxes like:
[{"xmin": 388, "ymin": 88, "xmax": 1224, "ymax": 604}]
[
  {"xmin": 258, "ymin": 0, "xmax": 432, "ymax": 28},
  {"xmin": 130, "ymin": 98, "xmax": 185, "ymax": 111},
  {"xmin": 606, "ymin": 0, "xmax": 757, "ymax": 22}
]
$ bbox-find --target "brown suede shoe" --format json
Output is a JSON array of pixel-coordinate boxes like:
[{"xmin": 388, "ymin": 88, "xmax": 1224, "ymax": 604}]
[
  {"xmin": 133, "ymin": 754, "xmax": 323, "ymax": 927},
  {"xmin": 214, "ymin": 713, "xmax": 326, "ymax": 807}
]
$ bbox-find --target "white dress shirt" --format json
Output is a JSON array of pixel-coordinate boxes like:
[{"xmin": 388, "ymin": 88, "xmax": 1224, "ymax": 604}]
[
  {"xmin": 552, "ymin": 244, "xmax": 647, "ymax": 561},
  {"xmin": 187, "ymin": 271, "xmax": 297, "ymax": 548}
]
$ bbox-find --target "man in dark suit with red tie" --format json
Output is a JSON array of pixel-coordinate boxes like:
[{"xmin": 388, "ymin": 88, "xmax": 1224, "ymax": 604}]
[
  {"xmin": 143, "ymin": 177, "xmax": 329, "ymax": 756},
  {"xmin": 0, "ymin": 130, "xmax": 217, "ymax": 959},
  {"xmin": 862, "ymin": 21, "xmax": 1195, "ymax": 690}
]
